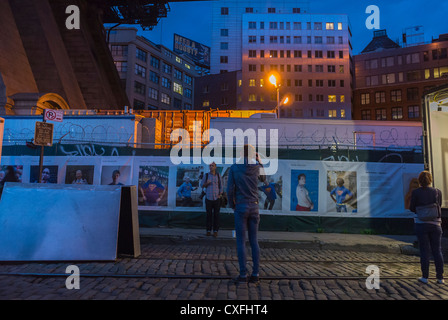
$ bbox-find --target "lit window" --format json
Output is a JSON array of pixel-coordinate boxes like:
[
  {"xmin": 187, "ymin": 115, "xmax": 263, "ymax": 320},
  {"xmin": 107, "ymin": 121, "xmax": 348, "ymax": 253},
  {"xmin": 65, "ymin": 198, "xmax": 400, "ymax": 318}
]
[
  {"xmin": 203, "ymin": 100, "xmax": 210, "ymax": 107},
  {"xmin": 249, "ymin": 79, "xmax": 256, "ymax": 86},
  {"xmin": 326, "ymin": 22, "xmax": 334, "ymax": 30},
  {"xmin": 341, "ymin": 109, "xmax": 346, "ymax": 118},
  {"xmin": 328, "ymin": 95, "xmax": 336, "ymax": 103},
  {"xmin": 340, "ymin": 95, "xmax": 345, "ymax": 103},
  {"xmin": 249, "ymin": 94, "xmax": 257, "ymax": 102},
  {"xmin": 337, "ymin": 22, "xmax": 343, "ymax": 30},
  {"xmin": 173, "ymin": 83, "xmax": 183, "ymax": 95},
  {"xmin": 329, "ymin": 110, "xmax": 337, "ymax": 117}
]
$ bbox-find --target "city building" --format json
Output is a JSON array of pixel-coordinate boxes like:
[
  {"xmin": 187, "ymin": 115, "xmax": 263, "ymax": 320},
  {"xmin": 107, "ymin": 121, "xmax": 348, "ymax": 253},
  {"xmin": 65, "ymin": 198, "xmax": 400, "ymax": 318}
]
[
  {"xmin": 353, "ymin": 30, "xmax": 448, "ymax": 121},
  {"xmin": 194, "ymin": 70, "xmax": 240, "ymax": 110},
  {"xmin": 211, "ymin": 0, "xmax": 353, "ymax": 119},
  {"xmin": 108, "ymin": 27, "xmax": 197, "ymax": 111}
]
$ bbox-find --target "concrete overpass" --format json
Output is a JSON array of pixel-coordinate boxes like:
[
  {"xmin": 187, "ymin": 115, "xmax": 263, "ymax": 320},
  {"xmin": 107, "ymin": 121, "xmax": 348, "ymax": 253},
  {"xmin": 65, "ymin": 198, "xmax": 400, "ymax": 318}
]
[{"xmin": 0, "ymin": 0, "xmax": 203, "ymax": 115}]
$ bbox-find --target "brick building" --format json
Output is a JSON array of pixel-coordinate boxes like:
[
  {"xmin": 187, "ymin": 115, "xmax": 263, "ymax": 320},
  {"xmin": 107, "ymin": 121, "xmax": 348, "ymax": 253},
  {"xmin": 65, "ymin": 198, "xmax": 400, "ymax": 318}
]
[{"xmin": 353, "ymin": 30, "xmax": 448, "ymax": 121}]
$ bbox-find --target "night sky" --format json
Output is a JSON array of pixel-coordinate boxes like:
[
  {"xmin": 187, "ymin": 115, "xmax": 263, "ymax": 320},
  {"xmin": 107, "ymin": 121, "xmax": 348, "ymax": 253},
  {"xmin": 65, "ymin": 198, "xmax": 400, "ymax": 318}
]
[{"xmin": 136, "ymin": 0, "xmax": 448, "ymax": 55}]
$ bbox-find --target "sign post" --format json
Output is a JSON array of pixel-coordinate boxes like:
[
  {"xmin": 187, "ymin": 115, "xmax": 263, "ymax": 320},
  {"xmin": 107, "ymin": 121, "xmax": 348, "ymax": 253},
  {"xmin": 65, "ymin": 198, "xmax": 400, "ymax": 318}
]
[{"xmin": 34, "ymin": 109, "xmax": 63, "ymax": 182}]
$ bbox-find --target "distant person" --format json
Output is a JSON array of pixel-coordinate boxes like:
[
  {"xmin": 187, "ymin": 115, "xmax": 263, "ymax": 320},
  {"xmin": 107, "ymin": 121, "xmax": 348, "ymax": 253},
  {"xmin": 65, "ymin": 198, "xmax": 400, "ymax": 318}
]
[
  {"xmin": 410, "ymin": 170, "xmax": 444, "ymax": 284},
  {"xmin": 177, "ymin": 176, "xmax": 197, "ymax": 207},
  {"xmin": 201, "ymin": 162, "xmax": 223, "ymax": 237},
  {"xmin": 72, "ymin": 170, "xmax": 87, "ymax": 185},
  {"xmin": 295, "ymin": 174, "xmax": 314, "ymax": 211},
  {"xmin": 330, "ymin": 177, "xmax": 353, "ymax": 212},
  {"xmin": 109, "ymin": 170, "xmax": 124, "ymax": 185},
  {"xmin": 227, "ymin": 144, "xmax": 265, "ymax": 285}
]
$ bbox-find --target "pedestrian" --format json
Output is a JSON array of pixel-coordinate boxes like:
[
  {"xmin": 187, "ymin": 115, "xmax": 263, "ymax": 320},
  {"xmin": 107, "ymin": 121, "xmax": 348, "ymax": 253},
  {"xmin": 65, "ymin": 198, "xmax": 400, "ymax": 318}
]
[
  {"xmin": 409, "ymin": 170, "xmax": 444, "ymax": 284},
  {"xmin": 227, "ymin": 144, "xmax": 265, "ymax": 285},
  {"xmin": 201, "ymin": 162, "xmax": 223, "ymax": 237}
]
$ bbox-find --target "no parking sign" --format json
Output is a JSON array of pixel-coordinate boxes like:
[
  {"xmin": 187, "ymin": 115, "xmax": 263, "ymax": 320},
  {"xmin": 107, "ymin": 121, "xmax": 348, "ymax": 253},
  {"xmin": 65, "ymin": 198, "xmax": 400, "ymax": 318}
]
[{"xmin": 44, "ymin": 109, "xmax": 64, "ymax": 122}]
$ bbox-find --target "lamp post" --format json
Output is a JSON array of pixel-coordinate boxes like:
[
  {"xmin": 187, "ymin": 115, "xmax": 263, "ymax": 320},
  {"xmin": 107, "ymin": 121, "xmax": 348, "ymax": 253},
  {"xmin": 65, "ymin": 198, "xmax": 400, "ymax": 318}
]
[{"xmin": 269, "ymin": 74, "xmax": 289, "ymax": 118}]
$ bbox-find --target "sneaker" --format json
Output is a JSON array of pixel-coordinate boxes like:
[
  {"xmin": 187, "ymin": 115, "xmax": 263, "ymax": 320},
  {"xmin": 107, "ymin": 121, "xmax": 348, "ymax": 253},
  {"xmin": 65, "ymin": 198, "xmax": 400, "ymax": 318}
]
[
  {"xmin": 437, "ymin": 279, "xmax": 445, "ymax": 284},
  {"xmin": 213, "ymin": 231, "xmax": 218, "ymax": 238},
  {"xmin": 232, "ymin": 276, "xmax": 247, "ymax": 284},
  {"xmin": 418, "ymin": 277, "xmax": 428, "ymax": 284},
  {"xmin": 249, "ymin": 275, "xmax": 260, "ymax": 284},
  {"xmin": 206, "ymin": 231, "xmax": 211, "ymax": 236}
]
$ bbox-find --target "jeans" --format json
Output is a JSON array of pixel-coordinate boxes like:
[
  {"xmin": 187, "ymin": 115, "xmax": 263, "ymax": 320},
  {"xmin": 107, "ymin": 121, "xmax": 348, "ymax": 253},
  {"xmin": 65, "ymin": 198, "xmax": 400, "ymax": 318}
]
[
  {"xmin": 205, "ymin": 199, "xmax": 221, "ymax": 232},
  {"xmin": 415, "ymin": 223, "xmax": 444, "ymax": 280},
  {"xmin": 234, "ymin": 202, "xmax": 260, "ymax": 277}
]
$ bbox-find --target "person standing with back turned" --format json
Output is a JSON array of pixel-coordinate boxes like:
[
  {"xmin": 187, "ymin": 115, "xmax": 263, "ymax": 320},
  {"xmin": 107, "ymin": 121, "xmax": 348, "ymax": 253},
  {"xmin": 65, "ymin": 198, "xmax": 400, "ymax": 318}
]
[
  {"xmin": 227, "ymin": 144, "xmax": 265, "ymax": 285},
  {"xmin": 409, "ymin": 170, "xmax": 444, "ymax": 284}
]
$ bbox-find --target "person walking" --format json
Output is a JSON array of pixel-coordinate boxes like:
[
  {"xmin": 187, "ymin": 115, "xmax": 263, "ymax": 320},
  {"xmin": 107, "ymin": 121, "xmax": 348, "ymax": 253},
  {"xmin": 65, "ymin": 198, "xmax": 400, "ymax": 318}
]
[
  {"xmin": 409, "ymin": 170, "xmax": 444, "ymax": 284},
  {"xmin": 201, "ymin": 162, "xmax": 223, "ymax": 237},
  {"xmin": 227, "ymin": 144, "xmax": 265, "ymax": 285}
]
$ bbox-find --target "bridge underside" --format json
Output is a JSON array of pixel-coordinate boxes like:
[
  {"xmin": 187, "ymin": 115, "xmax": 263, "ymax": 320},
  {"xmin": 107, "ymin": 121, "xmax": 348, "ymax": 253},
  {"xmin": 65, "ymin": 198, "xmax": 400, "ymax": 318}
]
[{"xmin": 0, "ymin": 0, "xmax": 202, "ymax": 115}]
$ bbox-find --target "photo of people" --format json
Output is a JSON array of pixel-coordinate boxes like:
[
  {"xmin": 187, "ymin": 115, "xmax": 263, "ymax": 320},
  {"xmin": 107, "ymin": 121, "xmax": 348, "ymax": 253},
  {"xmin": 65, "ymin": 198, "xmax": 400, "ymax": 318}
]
[
  {"xmin": 291, "ymin": 170, "xmax": 318, "ymax": 212},
  {"xmin": 176, "ymin": 166, "xmax": 204, "ymax": 207},
  {"xmin": 258, "ymin": 175, "xmax": 282, "ymax": 211},
  {"xmin": 65, "ymin": 165, "xmax": 94, "ymax": 185},
  {"xmin": 101, "ymin": 166, "xmax": 131, "ymax": 186},
  {"xmin": 0, "ymin": 165, "xmax": 23, "ymax": 183},
  {"xmin": 30, "ymin": 165, "xmax": 58, "ymax": 183},
  {"xmin": 327, "ymin": 171, "xmax": 357, "ymax": 213},
  {"xmin": 138, "ymin": 166, "xmax": 168, "ymax": 206}
]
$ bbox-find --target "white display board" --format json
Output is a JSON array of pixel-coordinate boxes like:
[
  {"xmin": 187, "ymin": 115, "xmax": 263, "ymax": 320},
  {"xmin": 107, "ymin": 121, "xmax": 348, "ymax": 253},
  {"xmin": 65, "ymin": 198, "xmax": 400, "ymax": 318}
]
[{"xmin": 0, "ymin": 154, "xmax": 422, "ymax": 218}]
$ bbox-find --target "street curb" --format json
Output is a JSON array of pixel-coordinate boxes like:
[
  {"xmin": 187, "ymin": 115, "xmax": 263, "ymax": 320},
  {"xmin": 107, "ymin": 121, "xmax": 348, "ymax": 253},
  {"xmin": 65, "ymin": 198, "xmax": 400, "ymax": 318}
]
[{"xmin": 139, "ymin": 234, "xmax": 415, "ymax": 255}]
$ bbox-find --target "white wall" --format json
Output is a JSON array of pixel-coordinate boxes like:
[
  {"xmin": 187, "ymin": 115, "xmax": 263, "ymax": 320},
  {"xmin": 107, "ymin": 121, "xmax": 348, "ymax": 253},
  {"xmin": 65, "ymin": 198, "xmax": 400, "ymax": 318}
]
[{"xmin": 210, "ymin": 118, "xmax": 422, "ymax": 149}]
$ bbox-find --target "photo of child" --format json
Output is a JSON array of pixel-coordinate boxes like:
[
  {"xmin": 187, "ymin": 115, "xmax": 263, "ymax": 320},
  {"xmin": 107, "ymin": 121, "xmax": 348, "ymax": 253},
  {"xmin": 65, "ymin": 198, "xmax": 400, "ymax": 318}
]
[
  {"xmin": 327, "ymin": 171, "xmax": 357, "ymax": 213},
  {"xmin": 176, "ymin": 166, "xmax": 204, "ymax": 207},
  {"xmin": 291, "ymin": 170, "xmax": 318, "ymax": 212}
]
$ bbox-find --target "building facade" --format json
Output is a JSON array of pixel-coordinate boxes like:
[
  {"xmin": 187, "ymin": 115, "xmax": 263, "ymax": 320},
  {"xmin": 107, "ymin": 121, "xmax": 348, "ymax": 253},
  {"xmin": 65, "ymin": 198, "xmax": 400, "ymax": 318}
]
[
  {"xmin": 194, "ymin": 70, "xmax": 240, "ymax": 110},
  {"xmin": 353, "ymin": 30, "xmax": 448, "ymax": 121},
  {"xmin": 108, "ymin": 28, "xmax": 197, "ymax": 111},
  {"xmin": 211, "ymin": 0, "xmax": 353, "ymax": 119}
]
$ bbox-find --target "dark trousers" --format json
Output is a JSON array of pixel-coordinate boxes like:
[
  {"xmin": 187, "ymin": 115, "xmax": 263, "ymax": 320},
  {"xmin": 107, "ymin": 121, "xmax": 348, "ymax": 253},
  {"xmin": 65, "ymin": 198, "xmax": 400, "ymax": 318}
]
[
  {"xmin": 206, "ymin": 199, "xmax": 221, "ymax": 232},
  {"xmin": 234, "ymin": 202, "xmax": 260, "ymax": 277},
  {"xmin": 415, "ymin": 223, "xmax": 444, "ymax": 280},
  {"xmin": 264, "ymin": 198, "xmax": 275, "ymax": 210}
]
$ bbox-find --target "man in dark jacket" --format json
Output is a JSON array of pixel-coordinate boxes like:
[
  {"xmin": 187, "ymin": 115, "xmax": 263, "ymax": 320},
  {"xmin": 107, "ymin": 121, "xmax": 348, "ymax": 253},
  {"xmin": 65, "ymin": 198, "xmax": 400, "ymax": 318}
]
[{"xmin": 227, "ymin": 144, "xmax": 265, "ymax": 284}]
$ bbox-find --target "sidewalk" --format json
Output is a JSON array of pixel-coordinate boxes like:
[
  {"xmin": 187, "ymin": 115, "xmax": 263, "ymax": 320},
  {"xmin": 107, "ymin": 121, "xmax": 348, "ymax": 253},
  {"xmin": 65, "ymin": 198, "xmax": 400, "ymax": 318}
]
[{"xmin": 139, "ymin": 227, "xmax": 425, "ymax": 255}]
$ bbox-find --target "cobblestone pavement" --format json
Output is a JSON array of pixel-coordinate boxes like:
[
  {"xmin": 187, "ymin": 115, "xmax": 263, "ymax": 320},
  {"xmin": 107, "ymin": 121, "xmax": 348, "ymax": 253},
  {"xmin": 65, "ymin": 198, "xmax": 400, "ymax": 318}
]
[{"xmin": 0, "ymin": 238, "xmax": 447, "ymax": 303}]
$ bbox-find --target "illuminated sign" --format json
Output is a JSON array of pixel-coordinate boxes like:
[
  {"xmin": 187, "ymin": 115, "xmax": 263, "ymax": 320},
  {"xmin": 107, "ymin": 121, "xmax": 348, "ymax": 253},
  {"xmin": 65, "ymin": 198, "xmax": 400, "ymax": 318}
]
[{"xmin": 173, "ymin": 34, "xmax": 210, "ymax": 69}]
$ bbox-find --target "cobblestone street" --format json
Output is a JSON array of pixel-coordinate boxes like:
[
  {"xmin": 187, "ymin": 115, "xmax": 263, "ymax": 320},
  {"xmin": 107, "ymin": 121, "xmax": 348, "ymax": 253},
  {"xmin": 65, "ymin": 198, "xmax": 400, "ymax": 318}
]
[{"xmin": 1, "ymin": 238, "xmax": 447, "ymax": 303}]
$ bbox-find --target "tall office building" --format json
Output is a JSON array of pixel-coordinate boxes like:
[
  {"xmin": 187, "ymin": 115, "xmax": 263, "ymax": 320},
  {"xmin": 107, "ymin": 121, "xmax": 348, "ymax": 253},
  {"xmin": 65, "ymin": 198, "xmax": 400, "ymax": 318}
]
[{"xmin": 211, "ymin": 0, "xmax": 352, "ymax": 119}]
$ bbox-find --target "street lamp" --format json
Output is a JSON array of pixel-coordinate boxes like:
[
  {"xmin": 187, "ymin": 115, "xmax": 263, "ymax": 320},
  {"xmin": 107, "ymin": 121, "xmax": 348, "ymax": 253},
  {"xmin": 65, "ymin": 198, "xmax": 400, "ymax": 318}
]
[{"xmin": 269, "ymin": 74, "xmax": 289, "ymax": 118}]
